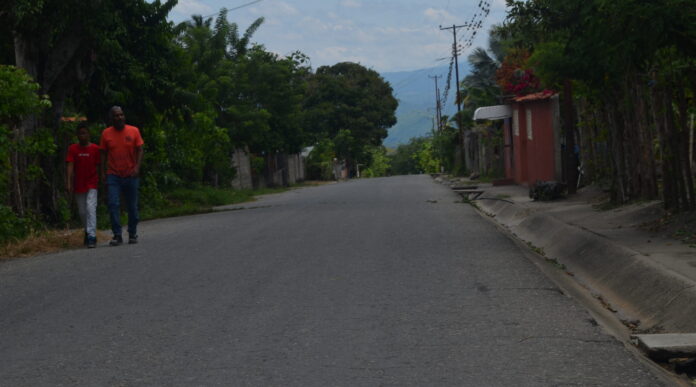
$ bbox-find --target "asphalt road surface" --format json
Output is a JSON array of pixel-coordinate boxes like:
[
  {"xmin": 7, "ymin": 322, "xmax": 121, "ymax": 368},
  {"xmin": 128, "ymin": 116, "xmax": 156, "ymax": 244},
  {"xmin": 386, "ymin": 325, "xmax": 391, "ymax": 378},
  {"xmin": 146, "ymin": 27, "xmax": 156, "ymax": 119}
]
[{"xmin": 0, "ymin": 175, "xmax": 667, "ymax": 386}]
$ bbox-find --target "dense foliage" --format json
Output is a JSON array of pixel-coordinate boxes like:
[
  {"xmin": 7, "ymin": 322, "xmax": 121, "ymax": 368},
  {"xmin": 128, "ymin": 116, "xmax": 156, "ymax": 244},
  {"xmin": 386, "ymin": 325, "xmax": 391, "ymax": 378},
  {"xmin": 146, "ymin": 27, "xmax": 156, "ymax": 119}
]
[
  {"xmin": 0, "ymin": 1, "xmax": 399, "ymax": 242},
  {"xmin": 502, "ymin": 0, "xmax": 696, "ymax": 211},
  {"xmin": 304, "ymin": 62, "xmax": 398, "ymax": 176},
  {"xmin": 415, "ymin": 0, "xmax": 695, "ymax": 214}
]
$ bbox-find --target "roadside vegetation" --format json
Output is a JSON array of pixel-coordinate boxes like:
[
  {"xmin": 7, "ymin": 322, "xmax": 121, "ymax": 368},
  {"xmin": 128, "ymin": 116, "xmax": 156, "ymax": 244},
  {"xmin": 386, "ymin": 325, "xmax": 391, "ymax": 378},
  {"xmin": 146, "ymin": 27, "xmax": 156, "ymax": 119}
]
[
  {"xmin": 0, "ymin": 183, "xmax": 311, "ymax": 259},
  {"xmin": 0, "ymin": 1, "xmax": 397, "ymax": 252},
  {"xmin": 391, "ymin": 0, "xmax": 695, "ymax": 217}
]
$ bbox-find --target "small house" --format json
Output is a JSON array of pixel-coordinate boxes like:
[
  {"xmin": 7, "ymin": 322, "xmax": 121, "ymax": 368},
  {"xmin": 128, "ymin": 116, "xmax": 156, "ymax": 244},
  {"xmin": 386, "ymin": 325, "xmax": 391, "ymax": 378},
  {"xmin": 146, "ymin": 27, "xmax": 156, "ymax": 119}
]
[{"xmin": 474, "ymin": 92, "xmax": 562, "ymax": 186}]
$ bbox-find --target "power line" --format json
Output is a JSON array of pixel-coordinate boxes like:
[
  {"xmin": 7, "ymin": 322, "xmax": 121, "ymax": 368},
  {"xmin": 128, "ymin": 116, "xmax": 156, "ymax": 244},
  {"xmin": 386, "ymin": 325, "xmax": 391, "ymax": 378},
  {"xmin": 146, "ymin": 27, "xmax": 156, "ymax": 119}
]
[
  {"xmin": 437, "ymin": 1, "xmax": 492, "ymax": 113},
  {"xmin": 202, "ymin": 0, "xmax": 264, "ymax": 18},
  {"xmin": 429, "ymin": 75, "xmax": 443, "ymax": 132},
  {"xmin": 439, "ymin": 24, "xmax": 469, "ymax": 118},
  {"xmin": 436, "ymin": 1, "xmax": 491, "ymax": 166},
  {"xmin": 441, "ymin": 54, "xmax": 454, "ymax": 108}
]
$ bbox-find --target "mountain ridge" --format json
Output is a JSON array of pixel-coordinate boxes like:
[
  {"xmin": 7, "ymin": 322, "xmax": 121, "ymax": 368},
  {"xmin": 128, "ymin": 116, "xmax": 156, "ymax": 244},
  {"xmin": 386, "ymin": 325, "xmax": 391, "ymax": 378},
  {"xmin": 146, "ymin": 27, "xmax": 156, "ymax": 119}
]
[{"xmin": 381, "ymin": 64, "xmax": 470, "ymax": 148}]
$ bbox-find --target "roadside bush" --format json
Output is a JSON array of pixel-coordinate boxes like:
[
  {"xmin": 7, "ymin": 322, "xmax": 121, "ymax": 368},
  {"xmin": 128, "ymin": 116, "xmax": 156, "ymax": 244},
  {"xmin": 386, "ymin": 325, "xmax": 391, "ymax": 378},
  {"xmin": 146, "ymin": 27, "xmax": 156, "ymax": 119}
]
[{"xmin": 0, "ymin": 205, "xmax": 31, "ymax": 244}]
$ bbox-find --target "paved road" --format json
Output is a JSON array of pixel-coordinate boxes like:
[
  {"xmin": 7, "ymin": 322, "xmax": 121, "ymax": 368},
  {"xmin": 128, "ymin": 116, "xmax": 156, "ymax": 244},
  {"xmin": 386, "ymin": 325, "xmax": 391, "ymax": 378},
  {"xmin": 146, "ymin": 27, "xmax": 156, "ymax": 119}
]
[{"xmin": 0, "ymin": 176, "xmax": 667, "ymax": 386}]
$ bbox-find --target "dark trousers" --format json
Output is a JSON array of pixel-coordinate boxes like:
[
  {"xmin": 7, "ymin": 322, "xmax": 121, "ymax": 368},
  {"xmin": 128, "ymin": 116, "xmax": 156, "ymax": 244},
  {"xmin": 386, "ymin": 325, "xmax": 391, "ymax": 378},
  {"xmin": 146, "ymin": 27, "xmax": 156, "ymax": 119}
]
[{"xmin": 107, "ymin": 174, "xmax": 140, "ymax": 237}]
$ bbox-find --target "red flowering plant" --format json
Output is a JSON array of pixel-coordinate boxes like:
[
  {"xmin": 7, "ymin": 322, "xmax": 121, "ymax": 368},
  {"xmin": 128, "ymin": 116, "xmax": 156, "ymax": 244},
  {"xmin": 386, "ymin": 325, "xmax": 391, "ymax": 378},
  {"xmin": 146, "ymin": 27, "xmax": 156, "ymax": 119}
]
[{"xmin": 496, "ymin": 49, "xmax": 544, "ymax": 97}]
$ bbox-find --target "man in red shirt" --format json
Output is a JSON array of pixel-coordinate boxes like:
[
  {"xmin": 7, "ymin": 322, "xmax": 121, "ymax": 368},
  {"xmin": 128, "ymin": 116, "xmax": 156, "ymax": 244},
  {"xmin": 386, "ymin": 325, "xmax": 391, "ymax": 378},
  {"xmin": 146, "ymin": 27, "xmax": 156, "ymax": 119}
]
[
  {"xmin": 100, "ymin": 106, "xmax": 144, "ymax": 246},
  {"xmin": 66, "ymin": 122, "xmax": 100, "ymax": 248}
]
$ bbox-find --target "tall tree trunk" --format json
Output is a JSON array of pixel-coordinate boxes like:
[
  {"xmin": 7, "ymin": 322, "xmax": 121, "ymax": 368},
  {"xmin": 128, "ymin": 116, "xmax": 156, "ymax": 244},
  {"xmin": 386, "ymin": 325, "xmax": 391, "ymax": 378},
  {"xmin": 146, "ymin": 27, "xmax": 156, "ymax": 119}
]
[
  {"xmin": 661, "ymin": 86, "xmax": 686, "ymax": 211},
  {"xmin": 621, "ymin": 80, "xmax": 639, "ymax": 199},
  {"xmin": 652, "ymin": 86, "xmax": 673, "ymax": 210},
  {"xmin": 606, "ymin": 99, "xmax": 627, "ymax": 204},
  {"xmin": 10, "ymin": 145, "xmax": 24, "ymax": 217},
  {"xmin": 634, "ymin": 75, "xmax": 658, "ymax": 200},
  {"xmin": 675, "ymin": 85, "xmax": 696, "ymax": 210},
  {"xmin": 562, "ymin": 79, "xmax": 578, "ymax": 194}
]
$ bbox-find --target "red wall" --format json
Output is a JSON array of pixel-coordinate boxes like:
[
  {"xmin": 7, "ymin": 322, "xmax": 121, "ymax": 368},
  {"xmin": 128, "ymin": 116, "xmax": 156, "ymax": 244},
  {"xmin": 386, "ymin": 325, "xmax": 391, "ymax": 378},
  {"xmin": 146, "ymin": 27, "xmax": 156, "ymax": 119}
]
[
  {"xmin": 503, "ymin": 118, "xmax": 513, "ymax": 180},
  {"xmin": 507, "ymin": 99, "xmax": 557, "ymax": 186}
]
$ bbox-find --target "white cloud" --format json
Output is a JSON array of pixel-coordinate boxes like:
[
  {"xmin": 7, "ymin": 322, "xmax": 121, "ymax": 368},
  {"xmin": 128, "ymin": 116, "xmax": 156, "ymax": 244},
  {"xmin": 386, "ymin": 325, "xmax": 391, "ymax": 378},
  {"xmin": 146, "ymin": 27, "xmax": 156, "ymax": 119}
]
[
  {"xmin": 340, "ymin": 0, "xmax": 362, "ymax": 8},
  {"xmin": 315, "ymin": 46, "xmax": 359, "ymax": 64},
  {"xmin": 273, "ymin": 1, "xmax": 300, "ymax": 16},
  {"xmin": 248, "ymin": 1, "xmax": 299, "ymax": 19},
  {"xmin": 172, "ymin": 0, "xmax": 212, "ymax": 17},
  {"xmin": 300, "ymin": 16, "xmax": 333, "ymax": 32},
  {"xmin": 173, "ymin": 0, "xmax": 510, "ymax": 72},
  {"xmin": 423, "ymin": 8, "xmax": 456, "ymax": 24}
]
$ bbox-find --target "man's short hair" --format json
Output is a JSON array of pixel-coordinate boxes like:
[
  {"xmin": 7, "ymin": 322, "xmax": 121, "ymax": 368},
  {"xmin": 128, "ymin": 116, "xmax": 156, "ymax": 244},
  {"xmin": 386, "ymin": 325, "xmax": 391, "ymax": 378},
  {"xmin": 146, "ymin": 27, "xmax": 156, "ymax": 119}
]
[
  {"xmin": 109, "ymin": 105, "xmax": 123, "ymax": 117},
  {"xmin": 76, "ymin": 121, "xmax": 88, "ymax": 131}
]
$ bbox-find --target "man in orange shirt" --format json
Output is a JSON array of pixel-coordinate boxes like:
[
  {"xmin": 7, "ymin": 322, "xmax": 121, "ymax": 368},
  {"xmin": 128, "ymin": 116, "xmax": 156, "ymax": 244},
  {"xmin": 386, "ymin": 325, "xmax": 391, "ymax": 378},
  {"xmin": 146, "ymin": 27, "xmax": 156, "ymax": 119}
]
[{"xmin": 100, "ymin": 106, "xmax": 144, "ymax": 246}]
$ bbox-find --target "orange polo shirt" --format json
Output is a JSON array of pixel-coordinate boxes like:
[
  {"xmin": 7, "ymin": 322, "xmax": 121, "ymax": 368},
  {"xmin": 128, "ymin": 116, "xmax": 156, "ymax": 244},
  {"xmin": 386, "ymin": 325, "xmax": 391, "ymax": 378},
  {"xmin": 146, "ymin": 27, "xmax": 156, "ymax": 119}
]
[{"xmin": 99, "ymin": 125, "xmax": 144, "ymax": 177}]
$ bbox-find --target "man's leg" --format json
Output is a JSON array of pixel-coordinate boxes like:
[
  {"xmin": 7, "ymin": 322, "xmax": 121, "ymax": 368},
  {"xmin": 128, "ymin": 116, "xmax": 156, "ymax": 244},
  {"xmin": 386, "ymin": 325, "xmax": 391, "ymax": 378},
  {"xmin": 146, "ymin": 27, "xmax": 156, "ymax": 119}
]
[
  {"xmin": 75, "ymin": 192, "xmax": 87, "ymax": 245},
  {"xmin": 123, "ymin": 177, "xmax": 140, "ymax": 243},
  {"xmin": 85, "ymin": 189, "xmax": 98, "ymax": 247},
  {"xmin": 107, "ymin": 174, "xmax": 123, "ymax": 245}
]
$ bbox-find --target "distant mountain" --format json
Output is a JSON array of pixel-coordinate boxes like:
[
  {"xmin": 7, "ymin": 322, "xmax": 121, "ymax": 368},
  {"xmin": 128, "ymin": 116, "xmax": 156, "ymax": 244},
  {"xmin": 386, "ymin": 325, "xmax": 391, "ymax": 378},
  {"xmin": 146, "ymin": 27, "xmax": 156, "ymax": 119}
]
[{"xmin": 381, "ymin": 65, "xmax": 470, "ymax": 148}]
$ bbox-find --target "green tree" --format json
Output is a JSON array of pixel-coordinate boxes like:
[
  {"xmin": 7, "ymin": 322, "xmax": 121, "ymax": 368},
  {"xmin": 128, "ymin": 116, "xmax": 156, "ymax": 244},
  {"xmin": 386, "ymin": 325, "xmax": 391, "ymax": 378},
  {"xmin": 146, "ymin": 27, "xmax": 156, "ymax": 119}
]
[
  {"xmin": 0, "ymin": 65, "xmax": 51, "ymax": 213},
  {"xmin": 1, "ymin": 0, "xmax": 179, "ymax": 219},
  {"xmin": 218, "ymin": 48, "xmax": 309, "ymax": 155},
  {"xmin": 305, "ymin": 62, "xmax": 398, "ymax": 175},
  {"xmin": 389, "ymin": 137, "xmax": 429, "ymax": 175},
  {"xmin": 431, "ymin": 122, "xmax": 459, "ymax": 173},
  {"xmin": 362, "ymin": 146, "xmax": 390, "ymax": 177},
  {"xmin": 503, "ymin": 0, "xmax": 696, "ymax": 210},
  {"xmin": 414, "ymin": 139, "xmax": 440, "ymax": 174}
]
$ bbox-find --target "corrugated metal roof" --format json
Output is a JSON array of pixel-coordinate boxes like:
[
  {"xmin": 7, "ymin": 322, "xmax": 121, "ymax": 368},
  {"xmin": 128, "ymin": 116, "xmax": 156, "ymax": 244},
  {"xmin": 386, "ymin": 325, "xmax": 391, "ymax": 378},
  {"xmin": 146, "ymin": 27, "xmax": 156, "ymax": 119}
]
[
  {"xmin": 473, "ymin": 104, "xmax": 512, "ymax": 120},
  {"xmin": 513, "ymin": 90, "xmax": 557, "ymax": 102}
]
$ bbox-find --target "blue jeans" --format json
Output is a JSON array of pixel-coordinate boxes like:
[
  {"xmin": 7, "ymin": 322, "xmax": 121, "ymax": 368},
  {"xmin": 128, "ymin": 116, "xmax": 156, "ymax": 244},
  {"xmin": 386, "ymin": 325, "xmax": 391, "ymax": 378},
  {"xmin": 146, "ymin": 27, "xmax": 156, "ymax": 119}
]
[{"xmin": 107, "ymin": 174, "xmax": 140, "ymax": 237}]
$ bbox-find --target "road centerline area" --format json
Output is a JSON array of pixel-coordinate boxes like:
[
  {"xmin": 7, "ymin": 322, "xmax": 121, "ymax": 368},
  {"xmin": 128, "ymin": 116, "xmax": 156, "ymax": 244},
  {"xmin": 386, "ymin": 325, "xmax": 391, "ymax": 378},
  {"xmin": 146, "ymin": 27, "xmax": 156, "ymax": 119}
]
[{"xmin": 0, "ymin": 176, "xmax": 667, "ymax": 386}]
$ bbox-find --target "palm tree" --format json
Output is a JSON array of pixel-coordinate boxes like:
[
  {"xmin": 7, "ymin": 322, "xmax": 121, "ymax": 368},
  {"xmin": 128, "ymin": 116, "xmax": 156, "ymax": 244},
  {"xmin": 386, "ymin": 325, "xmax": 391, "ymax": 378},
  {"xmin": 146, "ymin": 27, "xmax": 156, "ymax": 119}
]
[
  {"xmin": 175, "ymin": 8, "xmax": 265, "ymax": 74},
  {"xmin": 226, "ymin": 13, "xmax": 265, "ymax": 60},
  {"xmin": 457, "ymin": 26, "xmax": 506, "ymax": 111}
]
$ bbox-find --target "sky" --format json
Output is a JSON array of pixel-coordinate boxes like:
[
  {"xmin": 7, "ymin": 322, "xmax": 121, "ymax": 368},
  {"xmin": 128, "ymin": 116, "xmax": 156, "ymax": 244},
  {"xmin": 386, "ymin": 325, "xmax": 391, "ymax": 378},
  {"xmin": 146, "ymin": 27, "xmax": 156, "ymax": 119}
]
[{"xmin": 168, "ymin": 0, "xmax": 509, "ymax": 73}]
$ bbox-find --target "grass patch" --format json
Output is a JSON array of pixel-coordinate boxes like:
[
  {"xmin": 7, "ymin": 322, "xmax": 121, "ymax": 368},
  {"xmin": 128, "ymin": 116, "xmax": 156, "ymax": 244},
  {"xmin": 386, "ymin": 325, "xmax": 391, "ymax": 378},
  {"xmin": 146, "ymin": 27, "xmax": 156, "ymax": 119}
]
[
  {"xmin": 640, "ymin": 210, "xmax": 696, "ymax": 248},
  {"xmin": 142, "ymin": 185, "xmax": 294, "ymax": 220},
  {"xmin": 1, "ymin": 229, "xmax": 111, "ymax": 259},
  {"xmin": 2, "ymin": 183, "xmax": 313, "ymax": 259},
  {"xmin": 471, "ymin": 174, "xmax": 505, "ymax": 184}
]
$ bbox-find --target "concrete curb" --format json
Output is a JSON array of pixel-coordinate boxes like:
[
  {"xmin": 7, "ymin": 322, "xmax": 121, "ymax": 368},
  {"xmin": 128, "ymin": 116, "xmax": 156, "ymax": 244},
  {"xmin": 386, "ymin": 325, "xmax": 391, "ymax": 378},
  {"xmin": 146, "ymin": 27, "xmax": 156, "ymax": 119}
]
[{"xmin": 475, "ymin": 197, "xmax": 696, "ymax": 333}]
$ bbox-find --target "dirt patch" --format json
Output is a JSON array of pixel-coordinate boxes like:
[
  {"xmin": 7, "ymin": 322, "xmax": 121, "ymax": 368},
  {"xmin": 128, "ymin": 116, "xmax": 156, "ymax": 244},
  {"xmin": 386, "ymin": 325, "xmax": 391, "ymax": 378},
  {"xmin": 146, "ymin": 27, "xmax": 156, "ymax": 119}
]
[
  {"xmin": 640, "ymin": 211, "xmax": 696, "ymax": 248},
  {"xmin": 0, "ymin": 229, "xmax": 112, "ymax": 259},
  {"xmin": 300, "ymin": 180, "xmax": 336, "ymax": 186}
]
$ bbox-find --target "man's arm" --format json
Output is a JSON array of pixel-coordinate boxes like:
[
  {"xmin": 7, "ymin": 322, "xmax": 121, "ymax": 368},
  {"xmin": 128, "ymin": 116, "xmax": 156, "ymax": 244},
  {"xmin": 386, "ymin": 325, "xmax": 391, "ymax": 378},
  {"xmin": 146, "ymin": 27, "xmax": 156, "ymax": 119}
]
[
  {"xmin": 132, "ymin": 146, "xmax": 144, "ymax": 177},
  {"xmin": 66, "ymin": 162, "xmax": 74, "ymax": 193},
  {"xmin": 100, "ymin": 149, "xmax": 107, "ymax": 183}
]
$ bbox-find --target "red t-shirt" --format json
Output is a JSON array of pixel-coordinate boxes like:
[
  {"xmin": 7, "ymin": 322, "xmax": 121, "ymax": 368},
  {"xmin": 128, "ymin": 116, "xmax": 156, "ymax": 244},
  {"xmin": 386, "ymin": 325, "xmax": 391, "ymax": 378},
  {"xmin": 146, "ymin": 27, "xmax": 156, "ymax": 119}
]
[
  {"xmin": 66, "ymin": 143, "xmax": 101, "ymax": 193},
  {"xmin": 99, "ymin": 125, "xmax": 144, "ymax": 177}
]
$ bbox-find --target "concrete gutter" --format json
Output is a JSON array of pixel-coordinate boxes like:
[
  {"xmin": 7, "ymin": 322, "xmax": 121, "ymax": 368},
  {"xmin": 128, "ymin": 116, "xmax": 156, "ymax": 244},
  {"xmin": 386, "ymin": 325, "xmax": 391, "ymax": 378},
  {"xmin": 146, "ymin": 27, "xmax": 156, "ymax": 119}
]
[
  {"xmin": 635, "ymin": 334, "xmax": 696, "ymax": 360},
  {"xmin": 435, "ymin": 176, "xmax": 696, "ymax": 334},
  {"xmin": 480, "ymin": 198, "xmax": 696, "ymax": 333}
]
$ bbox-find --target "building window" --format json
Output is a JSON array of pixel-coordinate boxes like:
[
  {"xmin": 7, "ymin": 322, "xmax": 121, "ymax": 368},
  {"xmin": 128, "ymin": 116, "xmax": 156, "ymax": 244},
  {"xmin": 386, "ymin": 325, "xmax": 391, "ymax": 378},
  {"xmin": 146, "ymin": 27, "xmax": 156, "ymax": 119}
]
[
  {"xmin": 513, "ymin": 109, "xmax": 519, "ymax": 136},
  {"xmin": 526, "ymin": 108, "xmax": 533, "ymax": 140}
]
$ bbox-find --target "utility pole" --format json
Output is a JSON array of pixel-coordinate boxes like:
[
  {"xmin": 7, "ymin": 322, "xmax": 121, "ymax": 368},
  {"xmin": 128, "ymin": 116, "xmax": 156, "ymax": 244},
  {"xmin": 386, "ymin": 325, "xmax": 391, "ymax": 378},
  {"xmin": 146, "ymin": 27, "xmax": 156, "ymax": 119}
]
[
  {"xmin": 429, "ymin": 75, "xmax": 442, "ymax": 132},
  {"xmin": 440, "ymin": 23, "xmax": 472, "ymax": 169},
  {"xmin": 439, "ymin": 24, "xmax": 469, "ymax": 121}
]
